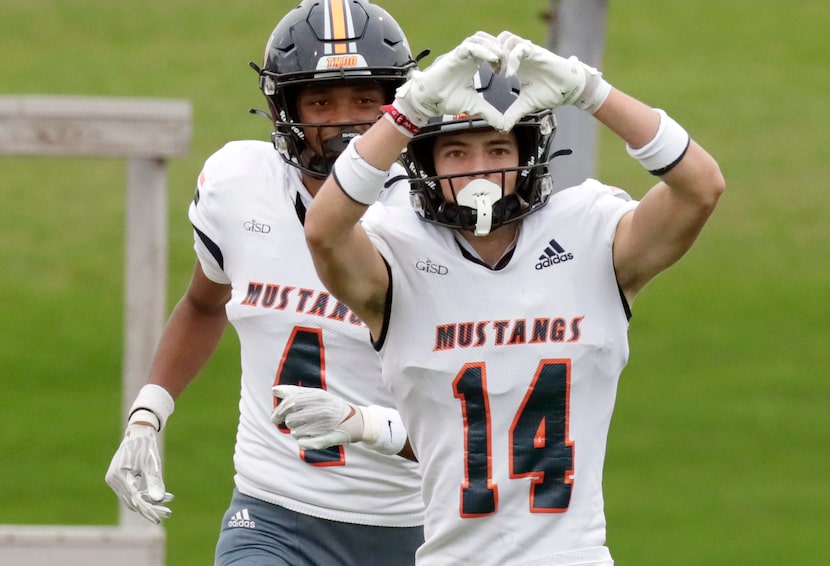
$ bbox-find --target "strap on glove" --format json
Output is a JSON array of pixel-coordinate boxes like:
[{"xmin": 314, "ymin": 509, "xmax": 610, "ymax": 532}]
[{"xmin": 272, "ymin": 385, "xmax": 407, "ymax": 456}]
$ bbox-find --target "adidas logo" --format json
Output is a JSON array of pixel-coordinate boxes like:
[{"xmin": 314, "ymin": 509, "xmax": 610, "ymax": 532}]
[
  {"xmin": 535, "ymin": 238, "xmax": 574, "ymax": 270},
  {"xmin": 227, "ymin": 508, "xmax": 256, "ymax": 529}
]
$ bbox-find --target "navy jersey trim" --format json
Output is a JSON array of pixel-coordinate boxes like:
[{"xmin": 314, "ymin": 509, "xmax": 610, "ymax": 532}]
[
  {"xmin": 371, "ymin": 257, "xmax": 393, "ymax": 352},
  {"xmin": 457, "ymin": 241, "xmax": 516, "ymax": 271},
  {"xmin": 618, "ymin": 284, "xmax": 632, "ymax": 321},
  {"xmin": 192, "ymin": 225, "xmax": 224, "ymax": 270},
  {"xmin": 294, "ymin": 192, "xmax": 307, "ymax": 225}
]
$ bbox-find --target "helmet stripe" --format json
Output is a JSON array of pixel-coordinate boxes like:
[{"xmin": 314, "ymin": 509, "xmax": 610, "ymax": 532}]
[
  {"xmin": 330, "ymin": 0, "xmax": 347, "ymax": 53},
  {"xmin": 324, "ymin": 0, "xmax": 357, "ymax": 55}
]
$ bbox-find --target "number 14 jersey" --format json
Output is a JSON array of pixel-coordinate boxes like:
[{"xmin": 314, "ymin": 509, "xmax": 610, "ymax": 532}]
[{"xmin": 363, "ymin": 179, "xmax": 638, "ymax": 564}]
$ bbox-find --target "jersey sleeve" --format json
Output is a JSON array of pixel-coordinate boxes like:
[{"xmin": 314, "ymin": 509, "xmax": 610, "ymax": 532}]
[
  {"xmin": 187, "ymin": 160, "xmax": 231, "ymax": 285},
  {"xmin": 581, "ymin": 178, "xmax": 639, "ymax": 243},
  {"xmin": 360, "ymin": 201, "xmax": 398, "ymax": 262}
]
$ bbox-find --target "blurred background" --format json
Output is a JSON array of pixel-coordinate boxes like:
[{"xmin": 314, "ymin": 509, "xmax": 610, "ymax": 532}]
[{"xmin": 2, "ymin": 1, "xmax": 828, "ymax": 564}]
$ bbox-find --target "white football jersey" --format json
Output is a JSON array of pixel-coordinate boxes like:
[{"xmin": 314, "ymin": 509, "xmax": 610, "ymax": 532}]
[
  {"xmin": 362, "ymin": 179, "xmax": 638, "ymax": 563},
  {"xmin": 188, "ymin": 140, "xmax": 423, "ymax": 527}
]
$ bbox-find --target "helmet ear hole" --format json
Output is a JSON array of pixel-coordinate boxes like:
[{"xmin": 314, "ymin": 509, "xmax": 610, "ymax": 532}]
[
  {"xmin": 409, "ymin": 193, "xmax": 426, "ymax": 214},
  {"xmin": 271, "ymin": 131, "xmax": 289, "ymax": 155}
]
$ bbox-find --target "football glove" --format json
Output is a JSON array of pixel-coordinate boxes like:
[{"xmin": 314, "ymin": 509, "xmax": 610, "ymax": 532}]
[
  {"xmin": 392, "ymin": 31, "xmax": 505, "ymax": 131},
  {"xmin": 272, "ymin": 385, "xmax": 406, "ymax": 456},
  {"xmin": 498, "ymin": 31, "xmax": 612, "ymax": 131},
  {"xmin": 105, "ymin": 412, "xmax": 173, "ymax": 524}
]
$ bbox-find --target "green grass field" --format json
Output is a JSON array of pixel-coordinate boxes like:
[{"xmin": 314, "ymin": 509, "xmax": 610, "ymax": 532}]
[{"xmin": 2, "ymin": 1, "xmax": 828, "ymax": 564}]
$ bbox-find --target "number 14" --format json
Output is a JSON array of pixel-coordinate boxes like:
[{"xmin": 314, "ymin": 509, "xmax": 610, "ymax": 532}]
[{"xmin": 453, "ymin": 359, "xmax": 574, "ymax": 517}]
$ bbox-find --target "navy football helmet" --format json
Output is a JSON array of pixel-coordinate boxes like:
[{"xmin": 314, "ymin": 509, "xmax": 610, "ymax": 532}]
[
  {"xmin": 401, "ymin": 63, "xmax": 558, "ymax": 235},
  {"xmin": 256, "ymin": 0, "xmax": 416, "ymax": 178}
]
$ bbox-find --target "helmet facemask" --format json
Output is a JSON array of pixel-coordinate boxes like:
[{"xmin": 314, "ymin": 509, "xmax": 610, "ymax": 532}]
[
  {"xmin": 408, "ymin": 160, "xmax": 554, "ymax": 237},
  {"xmin": 264, "ymin": 78, "xmax": 389, "ymax": 178}
]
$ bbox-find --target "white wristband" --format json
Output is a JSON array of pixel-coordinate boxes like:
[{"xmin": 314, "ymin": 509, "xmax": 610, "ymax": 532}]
[
  {"xmin": 626, "ymin": 109, "xmax": 690, "ymax": 175},
  {"xmin": 129, "ymin": 384, "xmax": 175, "ymax": 431},
  {"xmin": 360, "ymin": 405, "xmax": 408, "ymax": 456},
  {"xmin": 332, "ymin": 137, "xmax": 388, "ymax": 206}
]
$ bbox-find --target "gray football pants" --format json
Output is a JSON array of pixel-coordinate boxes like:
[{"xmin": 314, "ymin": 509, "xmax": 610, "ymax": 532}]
[{"xmin": 215, "ymin": 489, "xmax": 423, "ymax": 566}]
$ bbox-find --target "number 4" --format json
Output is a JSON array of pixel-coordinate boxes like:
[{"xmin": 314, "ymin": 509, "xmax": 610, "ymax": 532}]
[
  {"xmin": 453, "ymin": 359, "xmax": 574, "ymax": 517},
  {"xmin": 273, "ymin": 326, "xmax": 345, "ymax": 467}
]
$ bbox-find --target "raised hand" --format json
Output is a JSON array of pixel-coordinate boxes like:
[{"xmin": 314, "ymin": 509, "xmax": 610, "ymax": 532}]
[
  {"xmin": 392, "ymin": 31, "xmax": 506, "ymax": 131},
  {"xmin": 499, "ymin": 31, "xmax": 611, "ymax": 131}
]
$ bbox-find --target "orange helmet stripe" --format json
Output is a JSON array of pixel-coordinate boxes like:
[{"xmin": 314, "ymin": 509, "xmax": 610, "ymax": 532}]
[{"xmin": 329, "ymin": 0, "xmax": 349, "ymax": 54}]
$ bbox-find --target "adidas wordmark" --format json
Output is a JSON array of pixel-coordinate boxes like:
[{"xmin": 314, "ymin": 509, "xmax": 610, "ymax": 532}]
[
  {"xmin": 535, "ymin": 238, "xmax": 574, "ymax": 270},
  {"xmin": 228, "ymin": 508, "xmax": 256, "ymax": 529}
]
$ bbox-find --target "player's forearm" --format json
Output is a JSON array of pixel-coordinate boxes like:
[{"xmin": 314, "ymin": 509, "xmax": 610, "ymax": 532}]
[
  {"xmin": 147, "ymin": 295, "xmax": 228, "ymax": 399},
  {"xmin": 355, "ymin": 117, "xmax": 411, "ymax": 170},
  {"xmin": 592, "ymin": 88, "xmax": 660, "ymax": 149},
  {"xmin": 305, "ymin": 189, "xmax": 388, "ymax": 335},
  {"xmin": 601, "ymin": 88, "xmax": 725, "ymax": 297},
  {"xmin": 305, "ymin": 122, "xmax": 401, "ymax": 334},
  {"xmin": 595, "ymin": 88, "xmax": 724, "ymax": 206}
]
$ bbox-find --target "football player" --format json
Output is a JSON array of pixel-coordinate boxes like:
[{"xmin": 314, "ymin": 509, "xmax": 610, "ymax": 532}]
[
  {"xmin": 105, "ymin": 2, "xmax": 425, "ymax": 564},
  {"xmin": 279, "ymin": 30, "xmax": 725, "ymax": 564}
]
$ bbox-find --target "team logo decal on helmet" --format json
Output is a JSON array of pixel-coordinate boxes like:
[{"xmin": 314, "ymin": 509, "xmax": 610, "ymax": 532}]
[
  {"xmin": 316, "ymin": 0, "xmax": 366, "ymax": 70},
  {"xmin": 251, "ymin": 0, "xmax": 417, "ymax": 179},
  {"xmin": 402, "ymin": 63, "xmax": 564, "ymax": 236}
]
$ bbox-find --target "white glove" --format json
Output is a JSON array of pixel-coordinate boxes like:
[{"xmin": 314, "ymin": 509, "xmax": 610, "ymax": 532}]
[
  {"xmin": 393, "ymin": 31, "xmax": 506, "ymax": 131},
  {"xmin": 272, "ymin": 385, "xmax": 406, "ymax": 456},
  {"xmin": 498, "ymin": 31, "xmax": 612, "ymax": 131},
  {"xmin": 105, "ymin": 411, "xmax": 173, "ymax": 524}
]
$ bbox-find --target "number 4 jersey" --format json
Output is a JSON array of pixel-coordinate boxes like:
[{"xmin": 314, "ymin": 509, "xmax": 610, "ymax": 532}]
[
  {"xmin": 188, "ymin": 140, "xmax": 423, "ymax": 527},
  {"xmin": 362, "ymin": 179, "xmax": 639, "ymax": 564}
]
